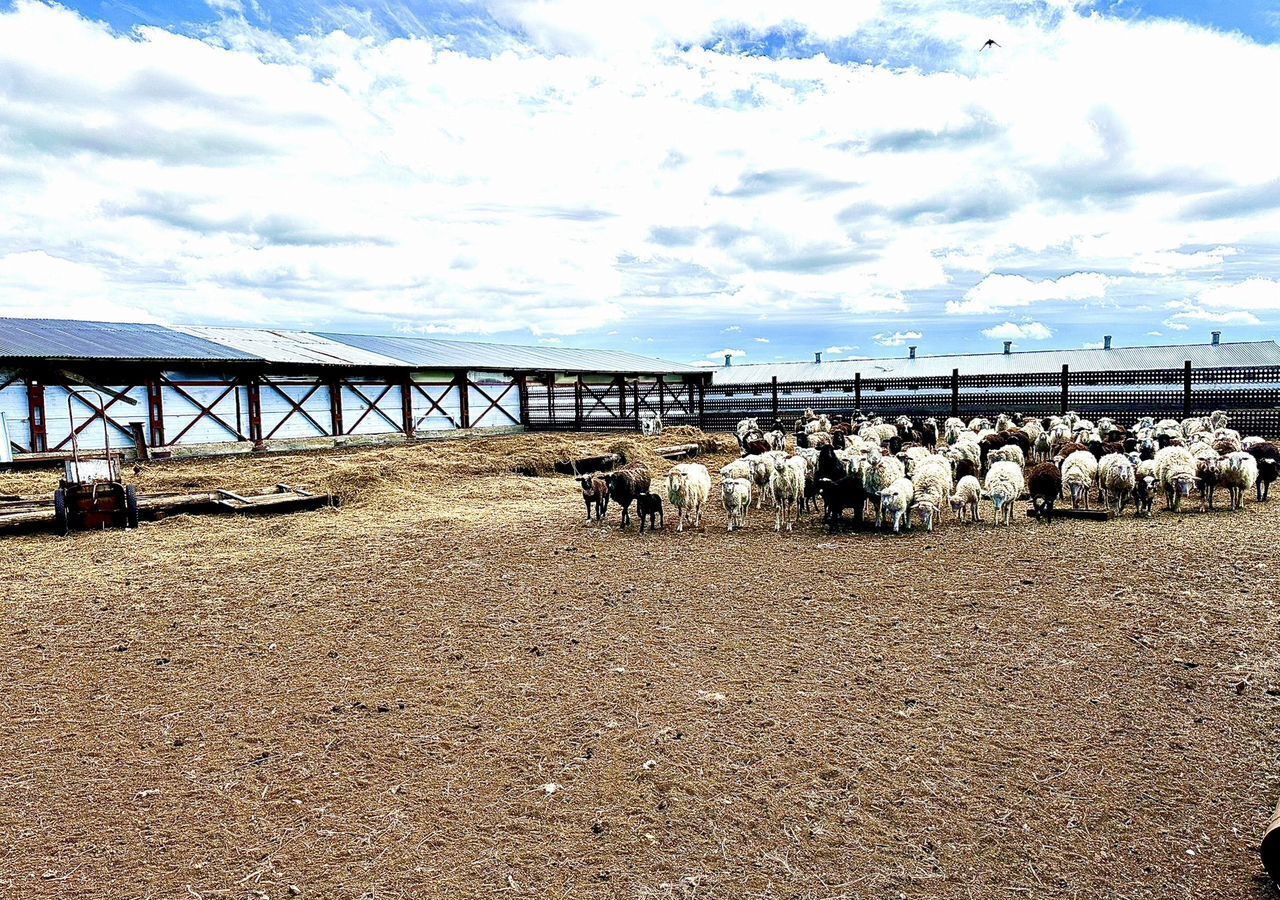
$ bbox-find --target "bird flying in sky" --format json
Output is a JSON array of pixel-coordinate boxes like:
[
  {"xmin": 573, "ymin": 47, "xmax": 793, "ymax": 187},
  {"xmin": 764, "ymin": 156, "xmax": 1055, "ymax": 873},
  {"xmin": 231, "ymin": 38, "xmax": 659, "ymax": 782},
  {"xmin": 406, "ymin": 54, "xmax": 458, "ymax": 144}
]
[{"xmin": 980, "ymin": 38, "xmax": 1001, "ymax": 51}]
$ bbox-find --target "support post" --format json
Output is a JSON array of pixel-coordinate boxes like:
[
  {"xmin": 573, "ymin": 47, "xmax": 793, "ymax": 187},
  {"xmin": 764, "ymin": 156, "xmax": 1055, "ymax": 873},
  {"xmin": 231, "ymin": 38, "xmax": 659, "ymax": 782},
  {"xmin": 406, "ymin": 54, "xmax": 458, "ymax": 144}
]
[
  {"xmin": 1061, "ymin": 364, "xmax": 1069, "ymax": 415},
  {"xmin": 854, "ymin": 372, "xmax": 861, "ymax": 410},
  {"xmin": 657, "ymin": 379, "xmax": 665, "ymax": 418},
  {"xmin": 457, "ymin": 371, "xmax": 471, "ymax": 429},
  {"xmin": 633, "ymin": 379, "xmax": 641, "ymax": 431},
  {"xmin": 951, "ymin": 368, "xmax": 959, "ymax": 417},
  {"xmin": 129, "ymin": 422, "xmax": 148, "ymax": 460},
  {"xmin": 401, "ymin": 374, "xmax": 415, "ymax": 436},
  {"xmin": 1183, "ymin": 360, "xmax": 1192, "ymax": 418},
  {"xmin": 574, "ymin": 376, "xmax": 583, "ymax": 431},
  {"xmin": 26, "ymin": 380, "xmax": 46, "ymax": 452},
  {"xmin": 145, "ymin": 377, "xmax": 165, "ymax": 447},
  {"xmin": 697, "ymin": 378, "xmax": 706, "ymax": 429},
  {"xmin": 246, "ymin": 376, "xmax": 263, "ymax": 446},
  {"xmin": 771, "ymin": 375, "xmax": 779, "ymax": 422},
  {"xmin": 688, "ymin": 379, "xmax": 695, "ymax": 425},
  {"xmin": 329, "ymin": 378, "xmax": 344, "ymax": 435},
  {"xmin": 517, "ymin": 374, "xmax": 530, "ymax": 427},
  {"xmin": 546, "ymin": 374, "xmax": 555, "ymax": 427},
  {"xmin": 617, "ymin": 375, "xmax": 626, "ymax": 419}
]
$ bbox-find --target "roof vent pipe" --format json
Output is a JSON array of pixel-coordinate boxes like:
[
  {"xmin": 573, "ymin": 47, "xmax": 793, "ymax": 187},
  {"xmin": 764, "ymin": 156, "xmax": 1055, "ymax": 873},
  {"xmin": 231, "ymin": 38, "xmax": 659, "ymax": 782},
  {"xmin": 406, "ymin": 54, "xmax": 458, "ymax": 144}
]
[
  {"xmin": 724, "ymin": 353, "xmax": 732, "ymax": 367},
  {"xmin": 908, "ymin": 346, "xmax": 917, "ymax": 359},
  {"xmin": 1003, "ymin": 341, "xmax": 1012, "ymax": 355},
  {"xmin": 814, "ymin": 351, "xmax": 822, "ymax": 363},
  {"xmin": 1103, "ymin": 335, "xmax": 1112, "ymax": 350},
  {"xmin": 1211, "ymin": 330, "xmax": 1221, "ymax": 346}
]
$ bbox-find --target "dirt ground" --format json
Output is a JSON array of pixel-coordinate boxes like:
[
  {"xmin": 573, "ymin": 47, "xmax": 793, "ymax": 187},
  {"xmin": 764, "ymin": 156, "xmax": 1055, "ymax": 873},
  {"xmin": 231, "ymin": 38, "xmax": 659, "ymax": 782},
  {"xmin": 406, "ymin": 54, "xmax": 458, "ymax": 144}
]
[{"xmin": 1, "ymin": 431, "xmax": 1278, "ymax": 900}]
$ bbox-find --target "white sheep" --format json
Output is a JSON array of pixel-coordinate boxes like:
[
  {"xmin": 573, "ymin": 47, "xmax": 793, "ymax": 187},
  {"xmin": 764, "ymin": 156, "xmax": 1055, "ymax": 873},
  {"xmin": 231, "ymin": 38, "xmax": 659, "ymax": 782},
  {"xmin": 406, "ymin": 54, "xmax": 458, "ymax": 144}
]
[
  {"xmin": 719, "ymin": 459, "xmax": 752, "ymax": 481},
  {"xmin": 1219, "ymin": 451, "xmax": 1258, "ymax": 511},
  {"xmin": 986, "ymin": 443, "xmax": 1025, "ymax": 471},
  {"xmin": 1155, "ymin": 445, "xmax": 1197, "ymax": 511},
  {"xmin": 765, "ymin": 429, "xmax": 787, "ymax": 451},
  {"xmin": 720, "ymin": 478, "xmax": 752, "ymax": 531},
  {"xmin": 877, "ymin": 477, "xmax": 914, "ymax": 533},
  {"xmin": 949, "ymin": 475, "xmax": 982, "ymax": 523},
  {"xmin": 984, "ymin": 460, "xmax": 1024, "ymax": 526},
  {"xmin": 945, "ymin": 439, "xmax": 981, "ymax": 476},
  {"xmin": 770, "ymin": 456, "xmax": 807, "ymax": 532},
  {"xmin": 666, "ymin": 463, "xmax": 711, "ymax": 532},
  {"xmin": 862, "ymin": 454, "xmax": 906, "ymax": 520},
  {"xmin": 640, "ymin": 411, "xmax": 663, "ymax": 436},
  {"xmin": 1097, "ymin": 453, "xmax": 1136, "ymax": 515},
  {"xmin": 910, "ymin": 456, "xmax": 952, "ymax": 532},
  {"xmin": 1060, "ymin": 450, "xmax": 1099, "ymax": 510},
  {"xmin": 901, "ymin": 445, "xmax": 932, "ymax": 477}
]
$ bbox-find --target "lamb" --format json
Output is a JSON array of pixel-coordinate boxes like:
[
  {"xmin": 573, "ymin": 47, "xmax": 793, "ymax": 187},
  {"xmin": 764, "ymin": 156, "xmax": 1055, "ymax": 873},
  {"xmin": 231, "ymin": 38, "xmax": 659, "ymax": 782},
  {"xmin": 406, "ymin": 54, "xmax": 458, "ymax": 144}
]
[
  {"xmin": 666, "ymin": 463, "xmax": 711, "ymax": 532},
  {"xmin": 948, "ymin": 475, "xmax": 982, "ymax": 524},
  {"xmin": 984, "ymin": 460, "xmax": 1024, "ymax": 526},
  {"xmin": 862, "ymin": 454, "xmax": 906, "ymax": 521},
  {"xmin": 639, "ymin": 411, "xmax": 663, "ymax": 436},
  {"xmin": 770, "ymin": 455, "xmax": 807, "ymax": 532},
  {"xmin": 1133, "ymin": 473, "xmax": 1156, "ymax": 518},
  {"xmin": 1027, "ymin": 462, "xmax": 1063, "ymax": 524},
  {"xmin": 1154, "ymin": 445, "xmax": 1197, "ymax": 511},
  {"xmin": 636, "ymin": 493, "xmax": 663, "ymax": 532},
  {"xmin": 735, "ymin": 417, "xmax": 762, "ymax": 450},
  {"xmin": 765, "ymin": 429, "xmax": 787, "ymax": 451},
  {"xmin": 1219, "ymin": 452, "xmax": 1258, "ymax": 511},
  {"xmin": 1033, "ymin": 430, "xmax": 1054, "ymax": 462},
  {"xmin": 877, "ymin": 477, "xmax": 914, "ymax": 533},
  {"xmin": 1195, "ymin": 454, "xmax": 1221, "ymax": 512},
  {"xmin": 1248, "ymin": 442, "xmax": 1280, "ymax": 500},
  {"xmin": 605, "ymin": 463, "xmax": 651, "ymax": 528},
  {"xmin": 743, "ymin": 455, "xmax": 774, "ymax": 506},
  {"xmin": 1060, "ymin": 450, "xmax": 1099, "ymax": 510},
  {"xmin": 910, "ymin": 456, "xmax": 952, "ymax": 532},
  {"xmin": 720, "ymin": 478, "xmax": 752, "ymax": 531},
  {"xmin": 576, "ymin": 474, "xmax": 610, "ymax": 524},
  {"xmin": 1097, "ymin": 453, "xmax": 1136, "ymax": 516}
]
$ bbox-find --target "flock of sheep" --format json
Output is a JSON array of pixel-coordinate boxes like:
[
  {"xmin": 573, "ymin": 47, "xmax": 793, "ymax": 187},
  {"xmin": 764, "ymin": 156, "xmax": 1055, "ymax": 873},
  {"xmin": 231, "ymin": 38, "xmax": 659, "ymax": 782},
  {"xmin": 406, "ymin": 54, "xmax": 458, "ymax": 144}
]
[{"xmin": 575, "ymin": 409, "xmax": 1280, "ymax": 534}]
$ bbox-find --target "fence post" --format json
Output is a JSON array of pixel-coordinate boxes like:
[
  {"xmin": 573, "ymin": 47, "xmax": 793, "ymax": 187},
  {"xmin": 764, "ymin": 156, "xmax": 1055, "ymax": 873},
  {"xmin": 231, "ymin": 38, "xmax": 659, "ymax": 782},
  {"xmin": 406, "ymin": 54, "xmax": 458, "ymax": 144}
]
[
  {"xmin": 246, "ymin": 375, "xmax": 264, "ymax": 445},
  {"xmin": 400, "ymin": 373, "xmax": 415, "ymax": 436},
  {"xmin": 688, "ymin": 379, "xmax": 696, "ymax": 425},
  {"xmin": 456, "ymin": 372, "xmax": 470, "ymax": 429},
  {"xmin": 1183, "ymin": 360, "xmax": 1192, "ymax": 418},
  {"xmin": 951, "ymin": 368, "xmax": 959, "ymax": 417},
  {"xmin": 771, "ymin": 376, "xmax": 779, "ymax": 422},
  {"xmin": 329, "ymin": 377, "xmax": 345, "ymax": 435},
  {"xmin": 633, "ymin": 379, "xmax": 641, "ymax": 431},
  {"xmin": 145, "ymin": 377, "xmax": 165, "ymax": 447},
  {"xmin": 854, "ymin": 372, "xmax": 861, "ymax": 410},
  {"xmin": 545, "ymin": 374, "xmax": 554, "ymax": 427},
  {"xmin": 516, "ymin": 374, "xmax": 529, "ymax": 428},
  {"xmin": 657, "ymin": 378, "xmax": 665, "ymax": 418},
  {"xmin": 617, "ymin": 375, "xmax": 626, "ymax": 420},
  {"xmin": 574, "ymin": 377, "xmax": 583, "ymax": 431},
  {"xmin": 1060, "ymin": 364, "xmax": 1069, "ymax": 415},
  {"xmin": 697, "ymin": 378, "xmax": 706, "ymax": 429}
]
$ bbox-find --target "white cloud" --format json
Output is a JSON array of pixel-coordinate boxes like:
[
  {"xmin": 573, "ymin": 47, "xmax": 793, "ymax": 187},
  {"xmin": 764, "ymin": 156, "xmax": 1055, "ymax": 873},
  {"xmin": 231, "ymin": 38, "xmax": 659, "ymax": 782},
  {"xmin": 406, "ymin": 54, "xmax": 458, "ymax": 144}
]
[
  {"xmin": 753, "ymin": 336, "xmax": 769, "ymax": 342},
  {"xmin": 1081, "ymin": 341, "xmax": 1106, "ymax": 350},
  {"xmin": 872, "ymin": 330, "xmax": 922, "ymax": 347},
  {"xmin": 0, "ymin": 1, "xmax": 1277, "ymax": 350},
  {"xmin": 1195, "ymin": 278, "xmax": 1280, "ymax": 311},
  {"xmin": 1147, "ymin": 330, "xmax": 1163, "ymax": 336},
  {"xmin": 722, "ymin": 325, "xmax": 742, "ymax": 332},
  {"xmin": 709, "ymin": 347, "xmax": 747, "ymax": 360},
  {"xmin": 948, "ymin": 273, "xmax": 1111, "ymax": 316},
  {"xmin": 1164, "ymin": 321, "xmax": 1191, "ymax": 331},
  {"xmin": 824, "ymin": 345, "xmax": 853, "ymax": 353},
  {"xmin": 980, "ymin": 321, "xmax": 1053, "ymax": 341}
]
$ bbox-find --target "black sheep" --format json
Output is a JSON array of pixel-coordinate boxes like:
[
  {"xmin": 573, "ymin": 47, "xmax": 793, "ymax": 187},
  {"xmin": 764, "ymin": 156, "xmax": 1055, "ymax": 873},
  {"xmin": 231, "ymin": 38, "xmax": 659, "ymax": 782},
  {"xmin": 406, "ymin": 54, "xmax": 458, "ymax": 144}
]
[
  {"xmin": 636, "ymin": 493, "xmax": 663, "ymax": 532},
  {"xmin": 954, "ymin": 458, "xmax": 979, "ymax": 483},
  {"xmin": 576, "ymin": 474, "xmax": 610, "ymax": 523},
  {"xmin": 1134, "ymin": 475, "xmax": 1157, "ymax": 518},
  {"xmin": 1249, "ymin": 442, "xmax": 1280, "ymax": 500},
  {"xmin": 817, "ymin": 475, "xmax": 865, "ymax": 533},
  {"xmin": 1028, "ymin": 462, "xmax": 1062, "ymax": 524},
  {"xmin": 605, "ymin": 462, "xmax": 651, "ymax": 529},
  {"xmin": 816, "ymin": 446, "xmax": 845, "ymax": 482}
]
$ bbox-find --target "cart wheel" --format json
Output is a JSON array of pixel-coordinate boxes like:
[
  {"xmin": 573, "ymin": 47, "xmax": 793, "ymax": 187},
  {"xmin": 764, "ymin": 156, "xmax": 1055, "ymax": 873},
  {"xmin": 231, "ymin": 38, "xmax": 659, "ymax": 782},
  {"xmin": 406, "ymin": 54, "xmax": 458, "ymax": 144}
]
[
  {"xmin": 125, "ymin": 485, "xmax": 139, "ymax": 529},
  {"xmin": 53, "ymin": 488, "xmax": 69, "ymax": 536}
]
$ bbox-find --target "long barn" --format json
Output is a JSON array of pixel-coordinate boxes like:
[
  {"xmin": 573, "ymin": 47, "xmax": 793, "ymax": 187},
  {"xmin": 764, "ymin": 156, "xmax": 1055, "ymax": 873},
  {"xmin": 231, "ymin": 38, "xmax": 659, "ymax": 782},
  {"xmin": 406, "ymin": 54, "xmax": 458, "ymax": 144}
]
[{"xmin": 0, "ymin": 317, "xmax": 705, "ymax": 458}]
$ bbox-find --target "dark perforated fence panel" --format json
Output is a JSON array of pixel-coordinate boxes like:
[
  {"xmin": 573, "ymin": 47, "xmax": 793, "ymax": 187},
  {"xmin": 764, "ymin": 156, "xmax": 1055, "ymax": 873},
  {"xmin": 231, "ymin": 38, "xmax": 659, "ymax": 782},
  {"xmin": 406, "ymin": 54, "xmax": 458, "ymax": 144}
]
[{"xmin": 525, "ymin": 366, "xmax": 1280, "ymax": 436}]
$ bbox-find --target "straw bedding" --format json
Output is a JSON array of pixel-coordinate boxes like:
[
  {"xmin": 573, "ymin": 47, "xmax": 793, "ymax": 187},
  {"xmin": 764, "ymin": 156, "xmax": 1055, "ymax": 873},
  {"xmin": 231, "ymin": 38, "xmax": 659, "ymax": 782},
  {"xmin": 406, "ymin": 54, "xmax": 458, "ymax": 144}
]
[{"xmin": 0, "ymin": 430, "xmax": 1277, "ymax": 899}]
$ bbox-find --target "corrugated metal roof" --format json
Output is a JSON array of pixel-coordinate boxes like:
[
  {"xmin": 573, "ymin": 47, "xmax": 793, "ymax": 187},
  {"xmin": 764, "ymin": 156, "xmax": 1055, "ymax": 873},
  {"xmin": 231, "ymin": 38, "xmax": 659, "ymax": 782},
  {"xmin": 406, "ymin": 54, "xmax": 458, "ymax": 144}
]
[
  {"xmin": 172, "ymin": 326, "xmax": 407, "ymax": 367},
  {"xmin": 0, "ymin": 317, "xmax": 257, "ymax": 361},
  {"xmin": 318, "ymin": 332, "xmax": 701, "ymax": 375},
  {"xmin": 712, "ymin": 341, "xmax": 1280, "ymax": 384}
]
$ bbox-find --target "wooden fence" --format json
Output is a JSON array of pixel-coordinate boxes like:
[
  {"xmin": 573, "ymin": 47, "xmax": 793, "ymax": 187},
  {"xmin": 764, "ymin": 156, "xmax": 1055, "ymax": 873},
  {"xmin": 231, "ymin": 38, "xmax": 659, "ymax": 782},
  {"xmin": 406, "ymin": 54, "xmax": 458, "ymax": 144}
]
[{"xmin": 525, "ymin": 364, "xmax": 1280, "ymax": 436}]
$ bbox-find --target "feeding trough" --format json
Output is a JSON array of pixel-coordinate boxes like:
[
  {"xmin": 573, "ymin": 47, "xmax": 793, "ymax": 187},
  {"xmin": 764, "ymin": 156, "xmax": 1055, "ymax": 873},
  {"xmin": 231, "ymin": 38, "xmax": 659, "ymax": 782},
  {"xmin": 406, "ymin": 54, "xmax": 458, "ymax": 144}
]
[{"xmin": 52, "ymin": 391, "xmax": 139, "ymax": 536}]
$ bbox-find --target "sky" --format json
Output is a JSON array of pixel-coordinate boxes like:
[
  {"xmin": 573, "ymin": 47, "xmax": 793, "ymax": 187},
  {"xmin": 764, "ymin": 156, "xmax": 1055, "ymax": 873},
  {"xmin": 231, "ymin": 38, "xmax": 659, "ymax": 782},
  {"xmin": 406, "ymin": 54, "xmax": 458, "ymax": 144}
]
[{"xmin": 1, "ymin": 1, "xmax": 1279, "ymax": 369}]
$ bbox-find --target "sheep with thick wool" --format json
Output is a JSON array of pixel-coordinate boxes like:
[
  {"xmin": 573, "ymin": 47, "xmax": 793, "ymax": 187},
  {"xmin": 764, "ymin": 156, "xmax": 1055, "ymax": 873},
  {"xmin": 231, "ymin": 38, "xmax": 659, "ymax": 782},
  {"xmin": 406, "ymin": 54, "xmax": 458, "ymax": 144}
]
[
  {"xmin": 949, "ymin": 475, "xmax": 982, "ymax": 523},
  {"xmin": 986, "ymin": 443, "xmax": 1025, "ymax": 471},
  {"xmin": 1219, "ymin": 451, "xmax": 1258, "ymax": 511},
  {"xmin": 877, "ymin": 477, "xmax": 914, "ymax": 533},
  {"xmin": 862, "ymin": 454, "xmax": 906, "ymax": 521},
  {"xmin": 720, "ymin": 477, "xmax": 753, "ymax": 531},
  {"xmin": 984, "ymin": 461, "xmax": 1024, "ymax": 526},
  {"xmin": 1097, "ymin": 453, "xmax": 1137, "ymax": 515},
  {"xmin": 1060, "ymin": 450, "xmax": 1099, "ymax": 510},
  {"xmin": 1155, "ymin": 445, "xmax": 1197, "ymax": 511},
  {"xmin": 666, "ymin": 463, "xmax": 711, "ymax": 532},
  {"xmin": 910, "ymin": 456, "xmax": 952, "ymax": 532}
]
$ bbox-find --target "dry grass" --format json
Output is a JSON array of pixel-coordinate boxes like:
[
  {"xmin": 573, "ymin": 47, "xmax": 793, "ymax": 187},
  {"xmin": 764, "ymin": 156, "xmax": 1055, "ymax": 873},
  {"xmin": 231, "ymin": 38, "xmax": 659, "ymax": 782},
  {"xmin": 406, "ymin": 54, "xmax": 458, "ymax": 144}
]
[{"xmin": 1, "ymin": 430, "xmax": 1278, "ymax": 899}]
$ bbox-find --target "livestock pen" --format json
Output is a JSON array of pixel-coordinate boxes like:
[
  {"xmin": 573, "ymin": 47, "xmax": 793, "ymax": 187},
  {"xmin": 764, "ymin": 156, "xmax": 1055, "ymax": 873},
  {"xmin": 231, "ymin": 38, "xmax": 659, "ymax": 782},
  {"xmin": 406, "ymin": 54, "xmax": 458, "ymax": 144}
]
[{"xmin": 1, "ymin": 429, "xmax": 1279, "ymax": 899}]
